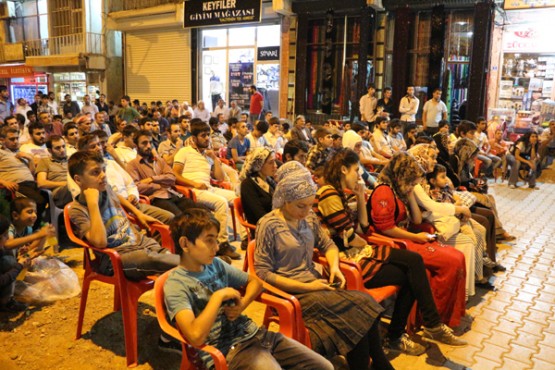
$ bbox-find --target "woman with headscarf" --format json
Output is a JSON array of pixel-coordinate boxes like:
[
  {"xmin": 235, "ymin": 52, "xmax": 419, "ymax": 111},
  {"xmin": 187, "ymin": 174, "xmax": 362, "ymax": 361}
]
[
  {"xmin": 409, "ymin": 144, "xmax": 494, "ymax": 295},
  {"xmin": 451, "ymin": 139, "xmax": 515, "ymax": 244},
  {"xmin": 255, "ymin": 162, "xmax": 395, "ymax": 370},
  {"xmin": 367, "ymin": 152, "xmax": 467, "ymax": 328},
  {"xmin": 314, "ymin": 149, "xmax": 467, "ymax": 355},
  {"xmin": 506, "ymin": 131, "xmax": 540, "ymax": 189},
  {"xmin": 239, "ymin": 147, "xmax": 278, "ymax": 225}
]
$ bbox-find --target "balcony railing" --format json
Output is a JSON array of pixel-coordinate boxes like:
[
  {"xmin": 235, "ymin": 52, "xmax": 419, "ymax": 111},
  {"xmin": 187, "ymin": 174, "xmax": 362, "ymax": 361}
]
[
  {"xmin": 24, "ymin": 33, "xmax": 104, "ymax": 57},
  {"xmin": 109, "ymin": 0, "xmax": 181, "ymax": 12}
]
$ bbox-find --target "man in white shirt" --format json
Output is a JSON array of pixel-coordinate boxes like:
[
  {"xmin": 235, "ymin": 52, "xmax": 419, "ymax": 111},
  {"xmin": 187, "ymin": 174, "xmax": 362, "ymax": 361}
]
[
  {"xmin": 371, "ymin": 117, "xmax": 394, "ymax": 158},
  {"xmin": 212, "ymin": 98, "xmax": 230, "ymax": 121},
  {"xmin": 399, "ymin": 86, "xmax": 420, "ymax": 125},
  {"xmin": 245, "ymin": 120, "xmax": 269, "ymax": 150},
  {"xmin": 63, "ymin": 122, "xmax": 79, "ymax": 158},
  {"xmin": 19, "ymin": 121, "xmax": 50, "ymax": 162},
  {"xmin": 114, "ymin": 125, "xmax": 138, "ymax": 167},
  {"xmin": 193, "ymin": 101, "xmax": 211, "ymax": 123},
  {"xmin": 359, "ymin": 85, "xmax": 378, "ymax": 129},
  {"xmin": 422, "ymin": 88, "xmax": 448, "ymax": 136},
  {"xmin": 81, "ymin": 94, "xmax": 99, "ymax": 116},
  {"xmin": 264, "ymin": 117, "xmax": 286, "ymax": 154},
  {"xmin": 47, "ymin": 91, "xmax": 59, "ymax": 115},
  {"xmin": 172, "ymin": 119, "xmax": 242, "ymax": 260}
]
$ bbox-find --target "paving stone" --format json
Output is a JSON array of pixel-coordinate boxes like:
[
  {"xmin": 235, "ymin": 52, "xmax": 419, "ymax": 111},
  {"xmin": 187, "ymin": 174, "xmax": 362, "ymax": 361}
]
[
  {"xmin": 483, "ymin": 330, "xmax": 514, "ymax": 350},
  {"xmin": 494, "ymin": 319, "xmax": 523, "ymax": 336},
  {"xmin": 445, "ymin": 344, "xmax": 480, "ymax": 368},
  {"xmin": 512, "ymin": 291, "xmax": 539, "ymax": 303},
  {"xmin": 495, "ymin": 357, "xmax": 532, "ymax": 370},
  {"xmin": 477, "ymin": 308, "xmax": 504, "ymax": 324},
  {"xmin": 474, "ymin": 342, "xmax": 507, "ymax": 364},
  {"xmin": 525, "ymin": 308, "xmax": 553, "ymax": 325},
  {"xmin": 540, "ymin": 332, "xmax": 555, "ymax": 348},
  {"xmin": 533, "ymin": 343, "xmax": 555, "ymax": 363},
  {"xmin": 519, "ymin": 284, "xmax": 541, "ymax": 295},
  {"xmin": 471, "ymin": 318, "xmax": 497, "ymax": 335},
  {"xmin": 505, "ymin": 343, "xmax": 536, "ymax": 366},
  {"xmin": 531, "ymin": 357, "xmax": 555, "ymax": 370},
  {"xmin": 492, "ymin": 291, "xmax": 517, "ymax": 304},
  {"xmin": 460, "ymin": 330, "xmax": 489, "ymax": 349},
  {"xmin": 511, "ymin": 331, "xmax": 542, "ymax": 350},
  {"xmin": 509, "ymin": 269, "xmax": 530, "ymax": 279},
  {"xmin": 502, "ymin": 276, "xmax": 527, "ymax": 288},
  {"xmin": 484, "ymin": 299, "xmax": 510, "ymax": 313},
  {"xmin": 471, "ymin": 355, "xmax": 504, "ymax": 369},
  {"xmin": 520, "ymin": 319, "xmax": 547, "ymax": 337},
  {"xmin": 529, "ymin": 300, "xmax": 555, "ymax": 314}
]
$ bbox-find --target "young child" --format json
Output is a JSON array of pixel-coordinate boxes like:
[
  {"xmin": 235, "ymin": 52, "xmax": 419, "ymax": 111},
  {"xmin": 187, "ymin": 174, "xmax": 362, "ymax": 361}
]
[
  {"xmin": 164, "ymin": 208, "xmax": 332, "ymax": 370},
  {"xmin": 426, "ymin": 164, "xmax": 495, "ymax": 295},
  {"xmin": 5, "ymin": 197, "xmax": 56, "ymax": 256},
  {"xmin": 0, "ymin": 214, "xmax": 30, "ymax": 312},
  {"xmin": 305, "ymin": 127, "xmax": 334, "ymax": 172}
]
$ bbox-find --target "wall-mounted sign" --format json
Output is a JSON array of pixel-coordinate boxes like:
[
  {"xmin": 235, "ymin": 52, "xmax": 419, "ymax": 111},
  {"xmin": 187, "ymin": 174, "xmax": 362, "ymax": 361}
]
[
  {"xmin": 2, "ymin": 43, "xmax": 25, "ymax": 62},
  {"xmin": 257, "ymin": 46, "xmax": 280, "ymax": 61},
  {"xmin": 504, "ymin": 0, "xmax": 555, "ymax": 9},
  {"xmin": 503, "ymin": 25, "xmax": 554, "ymax": 53},
  {"xmin": 0, "ymin": 65, "xmax": 35, "ymax": 77},
  {"xmin": 184, "ymin": 0, "xmax": 262, "ymax": 29}
]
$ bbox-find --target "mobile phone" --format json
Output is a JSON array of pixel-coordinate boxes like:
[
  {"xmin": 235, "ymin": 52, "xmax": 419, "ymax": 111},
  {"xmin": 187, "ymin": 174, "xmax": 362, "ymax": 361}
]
[
  {"xmin": 428, "ymin": 233, "xmax": 438, "ymax": 241},
  {"xmin": 329, "ymin": 282, "xmax": 341, "ymax": 288}
]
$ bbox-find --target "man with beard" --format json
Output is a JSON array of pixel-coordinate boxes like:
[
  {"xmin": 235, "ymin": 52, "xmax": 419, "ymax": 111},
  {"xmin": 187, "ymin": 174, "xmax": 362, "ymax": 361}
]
[
  {"xmin": 0, "ymin": 127, "xmax": 47, "ymax": 229},
  {"xmin": 158, "ymin": 122, "xmax": 183, "ymax": 166},
  {"xmin": 38, "ymin": 111, "xmax": 63, "ymax": 139},
  {"xmin": 67, "ymin": 134, "xmax": 174, "ymax": 225},
  {"xmin": 63, "ymin": 122, "xmax": 79, "ymax": 158},
  {"xmin": 126, "ymin": 130, "xmax": 197, "ymax": 219},
  {"xmin": 19, "ymin": 121, "xmax": 50, "ymax": 161},
  {"xmin": 36, "ymin": 135, "xmax": 72, "ymax": 207},
  {"xmin": 172, "ymin": 119, "xmax": 241, "ymax": 260}
]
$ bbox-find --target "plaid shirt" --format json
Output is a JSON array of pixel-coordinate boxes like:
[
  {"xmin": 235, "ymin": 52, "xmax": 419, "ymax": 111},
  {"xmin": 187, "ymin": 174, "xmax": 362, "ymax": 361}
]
[{"xmin": 306, "ymin": 145, "xmax": 333, "ymax": 171}]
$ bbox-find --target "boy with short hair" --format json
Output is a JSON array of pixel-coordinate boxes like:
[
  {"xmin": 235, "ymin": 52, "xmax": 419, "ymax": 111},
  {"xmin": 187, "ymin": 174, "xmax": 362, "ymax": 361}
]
[
  {"xmin": 305, "ymin": 127, "xmax": 334, "ymax": 172},
  {"xmin": 1, "ymin": 199, "xmax": 56, "ymax": 312},
  {"xmin": 67, "ymin": 151, "xmax": 178, "ymax": 280},
  {"xmin": 164, "ymin": 208, "xmax": 333, "ymax": 370}
]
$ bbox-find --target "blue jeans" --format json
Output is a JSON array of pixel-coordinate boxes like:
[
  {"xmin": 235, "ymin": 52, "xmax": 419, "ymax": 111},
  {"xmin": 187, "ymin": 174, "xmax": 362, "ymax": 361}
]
[
  {"xmin": 506, "ymin": 154, "xmax": 537, "ymax": 187},
  {"xmin": 226, "ymin": 327, "xmax": 333, "ymax": 370}
]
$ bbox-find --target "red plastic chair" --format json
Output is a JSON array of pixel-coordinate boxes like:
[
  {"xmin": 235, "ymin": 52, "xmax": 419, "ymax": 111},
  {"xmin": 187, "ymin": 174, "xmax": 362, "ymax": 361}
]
[
  {"xmin": 174, "ymin": 185, "xmax": 197, "ymax": 202},
  {"xmin": 64, "ymin": 203, "xmax": 155, "ymax": 367},
  {"xmin": 154, "ymin": 270, "xmax": 228, "ymax": 370},
  {"xmin": 233, "ymin": 198, "xmax": 256, "ymax": 272},
  {"xmin": 154, "ymin": 268, "xmax": 301, "ymax": 369}
]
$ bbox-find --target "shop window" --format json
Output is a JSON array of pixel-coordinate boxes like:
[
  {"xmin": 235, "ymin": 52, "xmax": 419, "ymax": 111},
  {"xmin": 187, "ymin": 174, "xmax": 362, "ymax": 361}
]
[
  {"xmin": 305, "ymin": 15, "xmax": 373, "ymax": 115},
  {"xmin": 228, "ymin": 27, "xmax": 256, "ymax": 47},
  {"xmin": 409, "ymin": 12, "xmax": 431, "ymax": 88},
  {"xmin": 445, "ymin": 11, "xmax": 473, "ymax": 120},
  {"xmin": 203, "ymin": 29, "xmax": 226, "ymax": 48},
  {"xmin": 257, "ymin": 25, "xmax": 280, "ymax": 47}
]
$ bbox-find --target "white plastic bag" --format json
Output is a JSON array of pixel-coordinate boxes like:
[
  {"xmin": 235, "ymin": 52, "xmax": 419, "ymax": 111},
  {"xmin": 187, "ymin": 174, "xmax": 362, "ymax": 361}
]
[{"xmin": 15, "ymin": 256, "xmax": 81, "ymax": 305}]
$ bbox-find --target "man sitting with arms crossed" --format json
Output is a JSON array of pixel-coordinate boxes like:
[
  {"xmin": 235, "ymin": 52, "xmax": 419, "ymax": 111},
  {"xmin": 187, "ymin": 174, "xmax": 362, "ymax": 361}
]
[{"xmin": 36, "ymin": 135, "xmax": 72, "ymax": 208}]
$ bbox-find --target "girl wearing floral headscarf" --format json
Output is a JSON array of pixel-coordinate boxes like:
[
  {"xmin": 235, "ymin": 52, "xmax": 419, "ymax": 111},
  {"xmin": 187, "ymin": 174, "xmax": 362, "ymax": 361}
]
[{"xmin": 255, "ymin": 163, "xmax": 395, "ymax": 370}]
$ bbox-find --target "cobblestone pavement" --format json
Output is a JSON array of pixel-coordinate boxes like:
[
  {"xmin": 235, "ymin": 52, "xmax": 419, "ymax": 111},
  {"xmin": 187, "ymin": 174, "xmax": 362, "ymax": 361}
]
[{"xmin": 240, "ymin": 164, "xmax": 555, "ymax": 370}]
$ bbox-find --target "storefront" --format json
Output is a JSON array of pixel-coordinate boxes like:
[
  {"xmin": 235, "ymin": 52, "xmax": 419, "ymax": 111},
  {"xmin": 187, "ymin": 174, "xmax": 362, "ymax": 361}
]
[
  {"xmin": 52, "ymin": 72, "xmax": 101, "ymax": 107},
  {"xmin": 198, "ymin": 24, "xmax": 281, "ymax": 114},
  {"xmin": 492, "ymin": 6, "xmax": 555, "ymax": 128},
  {"xmin": 0, "ymin": 65, "xmax": 48, "ymax": 104}
]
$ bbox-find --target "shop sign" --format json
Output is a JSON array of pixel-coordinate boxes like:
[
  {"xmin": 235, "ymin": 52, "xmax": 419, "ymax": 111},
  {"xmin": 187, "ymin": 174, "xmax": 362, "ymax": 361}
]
[
  {"xmin": 229, "ymin": 62, "xmax": 253, "ymax": 108},
  {"xmin": 504, "ymin": 0, "xmax": 555, "ymax": 10},
  {"xmin": 257, "ymin": 46, "xmax": 280, "ymax": 61},
  {"xmin": 184, "ymin": 0, "xmax": 262, "ymax": 29},
  {"xmin": 0, "ymin": 65, "xmax": 35, "ymax": 77},
  {"xmin": 503, "ymin": 25, "xmax": 554, "ymax": 53}
]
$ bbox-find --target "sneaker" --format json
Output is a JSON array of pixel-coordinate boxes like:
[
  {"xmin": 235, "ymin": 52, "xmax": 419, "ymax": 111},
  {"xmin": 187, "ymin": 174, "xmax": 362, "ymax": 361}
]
[
  {"xmin": 218, "ymin": 255, "xmax": 232, "ymax": 264},
  {"xmin": 158, "ymin": 336, "xmax": 182, "ymax": 355},
  {"xmin": 218, "ymin": 242, "xmax": 241, "ymax": 260},
  {"xmin": 241, "ymin": 238, "xmax": 249, "ymax": 251},
  {"xmin": 0, "ymin": 298, "xmax": 28, "ymax": 313},
  {"xmin": 422, "ymin": 324, "xmax": 468, "ymax": 347},
  {"xmin": 482, "ymin": 256, "xmax": 497, "ymax": 269},
  {"xmin": 509, "ymin": 184, "xmax": 516, "ymax": 189},
  {"xmin": 529, "ymin": 185, "xmax": 539, "ymax": 190},
  {"xmin": 492, "ymin": 264, "xmax": 506, "ymax": 273},
  {"xmin": 384, "ymin": 333, "xmax": 427, "ymax": 356}
]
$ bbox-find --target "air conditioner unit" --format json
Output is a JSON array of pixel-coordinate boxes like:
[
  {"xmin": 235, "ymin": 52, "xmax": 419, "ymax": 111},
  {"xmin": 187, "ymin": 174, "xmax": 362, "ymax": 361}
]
[
  {"xmin": 273, "ymin": 0, "xmax": 294, "ymax": 16},
  {"xmin": 367, "ymin": 0, "xmax": 384, "ymax": 11},
  {"xmin": 0, "ymin": 1, "xmax": 16, "ymax": 19}
]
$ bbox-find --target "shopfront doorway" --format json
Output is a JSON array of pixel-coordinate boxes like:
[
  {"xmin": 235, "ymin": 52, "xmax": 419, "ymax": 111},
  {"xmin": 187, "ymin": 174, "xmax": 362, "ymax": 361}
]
[{"xmin": 200, "ymin": 24, "xmax": 280, "ymax": 116}]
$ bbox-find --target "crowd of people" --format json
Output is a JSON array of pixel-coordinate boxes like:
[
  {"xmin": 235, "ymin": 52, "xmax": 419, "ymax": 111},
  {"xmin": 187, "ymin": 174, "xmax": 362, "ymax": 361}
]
[{"xmin": 1, "ymin": 82, "xmax": 554, "ymax": 369}]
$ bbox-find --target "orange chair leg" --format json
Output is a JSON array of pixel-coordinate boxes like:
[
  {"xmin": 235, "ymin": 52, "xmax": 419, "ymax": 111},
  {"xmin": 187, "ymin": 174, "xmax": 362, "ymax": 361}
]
[
  {"xmin": 120, "ymin": 291, "xmax": 140, "ymax": 367},
  {"xmin": 114, "ymin": 284, "xmax": 122, "ymax": 312},
  {"xmin": 76, "ymin": 275, "xmax": 92, "ymax": 339}
]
